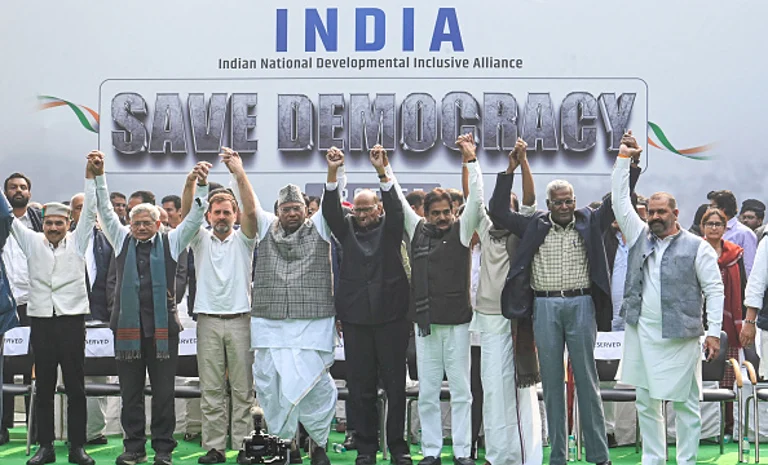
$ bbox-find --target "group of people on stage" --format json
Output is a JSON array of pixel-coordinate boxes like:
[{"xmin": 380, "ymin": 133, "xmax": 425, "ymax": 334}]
[{"xmin": 1, "ymin": 128, "xmax": 768, "ymax": 465}]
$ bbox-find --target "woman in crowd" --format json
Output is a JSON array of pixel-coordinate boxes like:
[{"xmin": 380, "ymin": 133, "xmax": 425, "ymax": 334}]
[{"xmin": 701, "ymin": 207, "xmax": 746, "ymax": 441}]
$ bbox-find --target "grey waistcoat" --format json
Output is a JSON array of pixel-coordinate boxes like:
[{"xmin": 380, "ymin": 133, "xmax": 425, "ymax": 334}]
[
  {"xmin": 621, "ymin": 226, "xmax": 704, "ymax": 338},
  {"xmin": 251, "ymin": 219, "xmax": 335, "ymax": 320}
]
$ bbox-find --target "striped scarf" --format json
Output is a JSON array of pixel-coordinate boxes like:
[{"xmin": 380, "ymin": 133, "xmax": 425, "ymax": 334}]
[{"xmin": 116, "ymin": 237, "xmax": 169, "ymax": 360}]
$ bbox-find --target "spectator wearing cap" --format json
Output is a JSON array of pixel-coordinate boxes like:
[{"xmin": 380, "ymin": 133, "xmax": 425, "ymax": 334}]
[
  {"xmin": 0, "ymin": 155, "xmax": 100, "ymax": 465},
  {"xmin": 740, "ymin": 198, "xmax": 766, "ymax": 239},
  {"xmin": 709, "ymin": 190, "xmax": 758, "ymax": 275}
]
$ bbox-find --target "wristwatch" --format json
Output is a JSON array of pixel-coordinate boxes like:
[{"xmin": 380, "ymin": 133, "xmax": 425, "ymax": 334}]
[{"xmin": 744, "ymin": 319, "xmax": 757, "ymax": 325}]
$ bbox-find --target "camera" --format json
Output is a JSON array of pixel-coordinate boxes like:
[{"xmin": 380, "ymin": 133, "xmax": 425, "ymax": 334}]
[{"xmin": 242, "ymin": 407, "xmax": 293, "ymax": 464}]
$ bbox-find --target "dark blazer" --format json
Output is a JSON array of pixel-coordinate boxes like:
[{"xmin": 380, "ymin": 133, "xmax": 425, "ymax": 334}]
[
  {"xmin": 323, "ymin": 186, "xmax": 409, "ymax": 325},
  {"xmin": 87, "ymin": 228, "xmax": 116, "ymax": 322},
  {"xmin": 489, "ymin": 172, "xmax": 617, "ymax": 330}
]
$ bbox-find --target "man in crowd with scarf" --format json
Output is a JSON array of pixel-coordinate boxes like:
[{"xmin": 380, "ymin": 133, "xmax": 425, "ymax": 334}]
[
  {"xmin": 91, "ymin": 151, "xmax": 209, "ymax": 465},
  {"xmin": 489, "ymin": 142, "xmax": 615, "ymax": 465},
  {"xmin": 250, "ymin": 151, "xmax": 347, "ymax": 465},
  {"xmin": 322, "ymin": 146, "xmax": 411, "ymax": 465},
  {"xmin": 0, "ymin": 153, "xmax": 100, "ymax": 465},
  {"xmin": 182, "ymin": 148, "xmax": 258, "ymax": 465},
  {"xmin": 381, "ymin": 139, "xmax": 476, "ymax": 465},
  {"xmin": 458, "ymin": 134, "xmax": 542, "ymax": 465},
  {"xmin": 612, "ymin": 131, "xmax": 723, "ymax": 465}
]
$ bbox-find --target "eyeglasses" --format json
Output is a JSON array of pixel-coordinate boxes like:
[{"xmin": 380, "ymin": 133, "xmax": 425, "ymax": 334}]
[
  {"xmin": 131, "ymin": 221, "xmax": 155, "ymax": 228},
  {"xmin": 550, "ymin": 199, "xmax": 575, "ymax": 207},
  {"xmin": 704, "ymin": 222, "xmax": 724, "ymax": 228},
  {"xmin": 279, "ymin": 205, "xmax": 304, "ymax": 214},
  {"xmin": 354, "ymin": 206, "xmax": 376, "ymax": 214}
]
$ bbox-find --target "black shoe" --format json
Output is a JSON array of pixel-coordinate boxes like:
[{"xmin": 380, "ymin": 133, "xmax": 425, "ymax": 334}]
[
  {"xmin": 453, "ymin": 458, "xmax": 475, "ymax": 465},
  {"xmin": 356, "ymin": 454, "xmax": 376, "ymax": 465},
  {"xmin": 390, "ymin": 453, "xmax": 413, "ymax": 465},
  {"xmin": 0, "ymin": 427, "xmax": 9, "ymax": 445},
  {"xmin": 69, "ymin": 446, "xmax": 96, "ymax": 465},
  {"xmin": 310, "ymin": 444, "xmax": 331, "ymax": 465},
  {"xmin": 154, "ymin": 452, "xmax": 173, "ymax": 465},
  {"xmin": 86, "ymin": 435, "xmax": 109, "ymax": 446},
  {"xmin": 27, "ymin": 444, "xmax": 56, "ymax": 465},
  {"xmin": 198, "ymin": 449, "xmax": 225, "ymax": 464},
  {"xmin": 289, "ymin": 440, "xmax": 303, "ymax": 464},
  {"xmin": 418, "ymin": 457, "xmax": 441, "ymax": 465},
  {"xmin": 237, "ymin": 450, "xmax": 251, "ymax": 465},
  {"xmin": 596, "ymin": 461, "xmax": 612, "ymax": 465},
  {"xmin": 343, "ymin": 431, "xmax": 357, "ymax": 451},
  {"xmin": 116, "ymin": 451, "xmax": 148, "ymax": 465},
  {"xmin": 607, "ymin": 433, "xmax": 618, "ymax": 448}
]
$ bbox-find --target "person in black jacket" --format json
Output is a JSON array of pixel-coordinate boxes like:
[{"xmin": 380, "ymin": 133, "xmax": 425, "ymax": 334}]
[{"xmin": 322, "ymin": 147, "xmax": 411, "ymax": 465}]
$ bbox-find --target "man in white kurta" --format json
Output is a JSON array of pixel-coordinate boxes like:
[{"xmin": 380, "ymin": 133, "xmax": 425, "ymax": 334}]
[{"xmin": 611, "ymin": 135, "xmax": 723, "ymax": 465}]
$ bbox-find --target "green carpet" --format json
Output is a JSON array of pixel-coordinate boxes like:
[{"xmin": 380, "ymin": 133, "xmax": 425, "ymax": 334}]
[{"xmin": 0, "ymin": 429, "xmax": 755, "ymax": 465}]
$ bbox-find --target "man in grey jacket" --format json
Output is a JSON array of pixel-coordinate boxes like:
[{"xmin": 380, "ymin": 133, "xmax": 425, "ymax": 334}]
[{"xmin": 611, "ymin": 131, "xmax": 723, "ymax": 465}]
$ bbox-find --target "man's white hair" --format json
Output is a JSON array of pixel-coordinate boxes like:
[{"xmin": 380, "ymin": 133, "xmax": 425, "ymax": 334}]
[
  {"xmin": 546, "ymin": 180, "xmax": 574, "ymax": 201},
  {"xmin": 70, "ymin": 192, "xmax": 84, "ymax": 205},
  {"xmin": 129, "ymin": 203, "xmax": 160, "ymax": 222}
]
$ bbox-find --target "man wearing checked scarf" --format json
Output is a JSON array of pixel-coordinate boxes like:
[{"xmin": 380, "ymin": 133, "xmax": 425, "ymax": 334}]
[{"xmin": 90, "ymin": 151, "xmax": 209, "ymax": 465}]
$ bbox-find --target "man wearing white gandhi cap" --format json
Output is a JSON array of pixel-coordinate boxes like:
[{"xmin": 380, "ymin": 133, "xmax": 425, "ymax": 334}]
[
  {"xmin": 0, "ymin": 153, "xmax": 102, "ymax": 465},
  {"xmin": 250, "ymin": 148, "xmax": 347, "ymax": 465}
]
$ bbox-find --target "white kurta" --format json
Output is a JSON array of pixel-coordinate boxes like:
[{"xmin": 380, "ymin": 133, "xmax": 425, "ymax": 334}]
[{"xmin": 611, "ymin": 156, "xmax": 724, "ymax": 402}]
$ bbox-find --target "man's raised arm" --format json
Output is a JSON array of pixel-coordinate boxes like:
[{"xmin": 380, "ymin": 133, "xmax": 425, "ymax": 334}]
[
  {"xmin": 380, "ymin": 149, "xmax": 421, "ymax": 241},
  {"xmin": 322, "ymin": 147, "xmax": 348, "ymax": 242},
  {"xmin": 489, "ymin": 138, "xmax": 531, "ymax": 236},
  {"xmin": 611, "ymin": 131, "xmax": 645, "ymax": 247},
  {"xmin": 90, "ymin": 151, "xmax": 130, "ymax": 254},
  {"xmin": 170, "ymin": 164, "xmax": 209, "ymax": 260},
  {"xmin": 220, "ymin": 147, "xmax": 258, "ymax": 239}
]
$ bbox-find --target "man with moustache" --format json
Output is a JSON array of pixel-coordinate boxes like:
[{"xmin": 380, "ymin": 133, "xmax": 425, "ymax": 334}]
[
  {"xmin": 1, "ymin": 172, "xmax": 43, "ymax": 444},
  {"xmin": 250, "ymin": 149, "xmax": 347, "ymax": 465},
  {"xmin": 181, "ymin": 148, "xmax": 258, "ymax": 465},
  {"xmin": 69, "ymin": 192, "xmax": 116, "ymax": 446},
  {"xmin": 382, "ymin": 141, "xmax": 477, "ymax": 465},
  {"xmin": 0, "ymin": 154, "xmax": 100, "ymax": 465},
  {"xmin": 612, "ymin": 131, "xmax": 723, "ymax": 465},
  {"xmin": 489, "ymin": 138, "xmax": 616, "ymax": 465},
  {"xmin": 322, "ymin": 146, "xmax": 411, "ymax": 465},
  {"xmin": 92, "ymin": 151, "xmax": 209, "ymax": 465}
]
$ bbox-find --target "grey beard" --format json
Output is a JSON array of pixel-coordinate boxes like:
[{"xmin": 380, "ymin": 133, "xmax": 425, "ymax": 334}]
[{"xmin": 214, "ymin": 223, "xmax": 232, "ymax": 234}]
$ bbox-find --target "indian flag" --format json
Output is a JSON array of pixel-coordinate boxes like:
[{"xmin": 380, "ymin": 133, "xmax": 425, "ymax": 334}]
[{"xmin": 37, "ymin": 95, "xmax": 99, "ymax": 133}]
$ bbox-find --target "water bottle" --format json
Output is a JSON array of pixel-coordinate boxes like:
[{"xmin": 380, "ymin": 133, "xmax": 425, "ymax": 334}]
[
  {"xmin": 332, "ymin": 443, "xmax": 346, "ymax": 454},
  {"xmin": 742, "ymin": 437, "xmax": 750, "ymax": 462},
  {"xmin": 568, "ymin": 435, "xmax": 576, "ymax": 462}
]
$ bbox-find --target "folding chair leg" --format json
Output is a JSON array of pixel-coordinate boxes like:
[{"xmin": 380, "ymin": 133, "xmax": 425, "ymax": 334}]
[
  {"xmin": 635, "ymin": 409, "xmax": 640, "ymax": 454},
  {"xmin": 756, "ymin": 395, "xmax": 761, "ymax": 464},
  {"xmin": 719, "ymin": 402, "xmax": 725, "ymax": 454},
  {"xmin": 574, "ymin": 390, "xmax": 582, "ymax": 461},
  {"xmin": 406, "ymin": 399, "xmax": 413, "ymax": 445},
  {"xmin": 26, "ymin": 387, "xmax": 36, "ymax": 456},
  {"xmin": 379, "ymin": 396, "xmax": 388, "ymax": 460},
  {"xmin": 663, "ymin": 402, "xmax": 668, "ymax": 462}
]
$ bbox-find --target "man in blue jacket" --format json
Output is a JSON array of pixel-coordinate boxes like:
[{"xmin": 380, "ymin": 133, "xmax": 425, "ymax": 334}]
[{"xmin": 489, "ymin": 160, "xmax": 614, "ymax": 465}]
